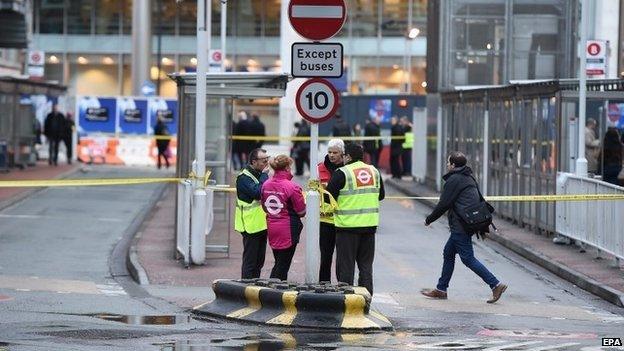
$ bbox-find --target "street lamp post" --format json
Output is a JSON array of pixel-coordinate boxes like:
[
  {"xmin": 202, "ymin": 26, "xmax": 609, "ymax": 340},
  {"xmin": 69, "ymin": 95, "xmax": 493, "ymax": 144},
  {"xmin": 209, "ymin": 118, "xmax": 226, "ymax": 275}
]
[
  {"xmin": 576, "ymin": 0, "xmax": 588, "ymax": 176},
  {"xmin": 406, "ymin": 27, "xmax": 419, "ymax": 93}
]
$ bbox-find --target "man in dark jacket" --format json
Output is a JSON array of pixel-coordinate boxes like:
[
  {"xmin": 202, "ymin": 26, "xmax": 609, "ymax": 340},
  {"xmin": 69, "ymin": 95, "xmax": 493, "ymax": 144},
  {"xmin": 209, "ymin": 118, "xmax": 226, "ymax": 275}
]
[
  {"xmin": 249, "ymin": 113, "xmax": 266, "ymax": 149},
  {"xmin": 364, "ymin": 117, "xmax": 382, "ymax": 167},
  {"xmin": 326, "ymin": 143, "xmax": 385, "ymax": 295},
  {"xmin": 44, "ymin": 104, "xmax": 65, "ymax": 166},
  {"xmin": 292, "ymin": 121, "xmax": 311, "ymax": 176},
  {"xmin": 332, "ymin": 114, "xmax": 352, "ymax": 137},
  {"xmin": 421, "ymin": 151, "xmax": 507, "ymax": 303},
  {"xmin": 389, "ymin": 116, "xmax": 403, "ymax": 179},
  {"xmin": 62, "ymin": 112, "xmax": 75, "ymax": 164}
]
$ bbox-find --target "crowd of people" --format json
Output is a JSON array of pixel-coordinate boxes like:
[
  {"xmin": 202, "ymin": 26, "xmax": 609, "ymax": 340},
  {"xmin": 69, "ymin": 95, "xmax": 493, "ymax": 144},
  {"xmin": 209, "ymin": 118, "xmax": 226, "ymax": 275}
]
[
  {"xmin": 234, "ymin": 137, "xmax": 508, "ymax": 303},
  {"xmin": 584, "ymin": 118, "xmax": 624, "ymax": 186},
  {"xmin": 289, "ymin": 115, "xmax": 414, "ymax": 178}
]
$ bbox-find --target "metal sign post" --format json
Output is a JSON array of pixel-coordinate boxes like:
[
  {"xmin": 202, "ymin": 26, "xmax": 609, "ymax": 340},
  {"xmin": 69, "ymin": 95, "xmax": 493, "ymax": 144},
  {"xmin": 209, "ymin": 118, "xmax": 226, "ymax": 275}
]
[
  {"xmin": 288, "ymin": 0, "xmax": 346, "ymax": 284},
  {"xmin": 576, "ymin": 0, "xmax": 588, "ymax": 177},
  {"xmin": 295, "ymin": 78, "xmax": 339, "ymax": 283},
  {"xmin": 191, "ymin": 0, "xmax": 211, "ymax": 265}
]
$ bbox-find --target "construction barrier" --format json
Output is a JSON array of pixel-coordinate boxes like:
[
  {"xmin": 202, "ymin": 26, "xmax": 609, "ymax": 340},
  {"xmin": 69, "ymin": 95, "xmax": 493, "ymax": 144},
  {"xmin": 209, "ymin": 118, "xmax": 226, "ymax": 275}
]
[{"xmin": 193, "ymin": 279, "xmax": 392, "ymax": 330}]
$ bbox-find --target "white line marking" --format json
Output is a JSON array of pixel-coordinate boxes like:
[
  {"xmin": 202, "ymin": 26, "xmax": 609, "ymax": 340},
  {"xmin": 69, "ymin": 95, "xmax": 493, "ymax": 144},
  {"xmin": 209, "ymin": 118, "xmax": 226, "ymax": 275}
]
[
  {"xmin": 372, "ymin": 293, "xmax": 399, "ymax": 305},
  {"xmin": 291, "ymin": 5, "xmax": 342, "ymax": 19},
  {"xmin": 526, "ymin": 343, "xmax": 580, "ymax": 351},
  {"xmin": 482, "ymin": 341, "xmax": 543, "ymax": 351}
]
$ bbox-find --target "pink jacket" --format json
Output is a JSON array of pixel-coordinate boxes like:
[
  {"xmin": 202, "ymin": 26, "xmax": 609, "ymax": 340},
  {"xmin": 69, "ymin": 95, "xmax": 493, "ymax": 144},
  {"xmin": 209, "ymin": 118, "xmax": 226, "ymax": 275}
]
[{"xmin": 261, "ymin": 170, "xmax": 306, "ymax": 250}]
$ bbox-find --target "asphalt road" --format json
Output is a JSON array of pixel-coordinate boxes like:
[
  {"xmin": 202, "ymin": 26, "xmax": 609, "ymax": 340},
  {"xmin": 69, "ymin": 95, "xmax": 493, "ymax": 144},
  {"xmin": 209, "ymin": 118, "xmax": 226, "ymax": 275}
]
[{"xmin": 0, "ymin": 167, "xmax": 622, "ymax": 350}]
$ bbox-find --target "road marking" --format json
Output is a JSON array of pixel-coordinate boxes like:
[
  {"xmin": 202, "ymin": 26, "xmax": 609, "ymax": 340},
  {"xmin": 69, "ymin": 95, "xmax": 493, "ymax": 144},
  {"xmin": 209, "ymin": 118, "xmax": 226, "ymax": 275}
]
[
  {"xmin": 96, "ymin": 284, "xmax": 127, "ymax": 296},
  {"xmin": 482, "ymin": 341, "xmax": 543, "ymax": 350},
  {"xmin": 372, "ymin": 293, "xmax": 399, "ymax": 306},
  {"xmin": 478, "ymin": 329, "xmax": 597, "ymax": 339},
  {"xmin": 526, "ymin": 343, "xmax": 580, "ymax": 351},
  {"xmin": 0, "ymin": 214, "xmax": 123, "ymax": 222}
]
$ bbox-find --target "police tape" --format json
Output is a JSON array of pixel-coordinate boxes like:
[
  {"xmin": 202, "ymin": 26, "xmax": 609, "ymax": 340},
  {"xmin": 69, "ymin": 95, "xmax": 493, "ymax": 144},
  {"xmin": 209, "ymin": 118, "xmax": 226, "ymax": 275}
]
[
  {"xmin": 0, "ymin": 178, "xmax": 622, "ymax": 202},
  {"xmin": 386, "ymin": 194, "xmax": 624, "ymax": 202}
]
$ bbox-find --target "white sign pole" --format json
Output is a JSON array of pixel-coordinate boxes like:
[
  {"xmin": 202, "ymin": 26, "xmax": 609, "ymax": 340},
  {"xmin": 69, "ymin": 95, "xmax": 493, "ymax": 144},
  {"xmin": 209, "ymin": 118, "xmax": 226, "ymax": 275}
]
[
  {"xmin": 191, "ymin": 0, "xmax": 211, "ymax": 265},
  {"xmin": 305, "ymin": 122, "xmax": 320, "ymax": 283},
  {"xmin": 576, "ymin": 0, "xmax": 588, "ymax": 177}
]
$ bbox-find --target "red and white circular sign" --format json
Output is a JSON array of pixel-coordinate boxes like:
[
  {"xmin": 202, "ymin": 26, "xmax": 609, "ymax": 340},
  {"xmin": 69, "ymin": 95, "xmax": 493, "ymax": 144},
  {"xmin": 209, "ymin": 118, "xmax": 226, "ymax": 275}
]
[
  {"xmin": 295, "ymin": 78, "xmax": 339, "ymax": 124},
  {"xmin": 288, "ymin": 0, "xmax": 346, "ymax": 41},
  {"xmin": 587, "ymin": 43, "xmax": 601, "ymax": 56}
]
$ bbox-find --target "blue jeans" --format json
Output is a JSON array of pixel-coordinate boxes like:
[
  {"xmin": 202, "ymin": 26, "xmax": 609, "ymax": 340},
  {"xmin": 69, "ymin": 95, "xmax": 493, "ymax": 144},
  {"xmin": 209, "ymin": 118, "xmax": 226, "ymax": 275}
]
[{"xmin": 436, "ymin": 232, "xmax": 499, "ymax": 292}]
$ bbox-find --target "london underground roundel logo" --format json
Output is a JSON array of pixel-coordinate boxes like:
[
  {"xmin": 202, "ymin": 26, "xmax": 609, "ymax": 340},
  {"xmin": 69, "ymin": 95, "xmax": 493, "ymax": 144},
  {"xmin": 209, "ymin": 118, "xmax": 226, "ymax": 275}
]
[
  {"xmin": 264, "ymin": 195, "xmax": 284, "ymax": 215},
  {"xmin": 354, "ymin": 168, "xmax": 373, "ymax": 187}
]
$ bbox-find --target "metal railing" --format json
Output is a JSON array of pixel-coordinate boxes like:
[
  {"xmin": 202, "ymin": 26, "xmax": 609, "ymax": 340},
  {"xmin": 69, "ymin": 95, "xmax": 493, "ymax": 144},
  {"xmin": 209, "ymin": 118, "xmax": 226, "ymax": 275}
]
[{"xmin": 556, "ymin": 173, "xmax": 624, "ymax": 262}]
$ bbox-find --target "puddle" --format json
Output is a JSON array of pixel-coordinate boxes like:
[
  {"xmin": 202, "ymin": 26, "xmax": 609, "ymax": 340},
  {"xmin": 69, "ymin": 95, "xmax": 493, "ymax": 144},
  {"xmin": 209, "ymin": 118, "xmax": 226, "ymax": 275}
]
[{"xmin": 91, "ymin": 314, "xmax": 190, "ymax": 325}]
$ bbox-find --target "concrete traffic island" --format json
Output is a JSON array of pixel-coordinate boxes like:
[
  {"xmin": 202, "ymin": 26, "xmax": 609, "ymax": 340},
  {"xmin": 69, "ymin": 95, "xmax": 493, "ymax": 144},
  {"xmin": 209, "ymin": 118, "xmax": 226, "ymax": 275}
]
[{"xmin": 192, "ymin": 279, "xmax": 393, "ymax": 330}]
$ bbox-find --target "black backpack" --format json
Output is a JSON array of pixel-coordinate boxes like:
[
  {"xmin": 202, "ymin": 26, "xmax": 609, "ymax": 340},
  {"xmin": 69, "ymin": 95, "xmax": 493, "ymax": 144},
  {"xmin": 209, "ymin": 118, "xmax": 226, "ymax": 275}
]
[{"xmin": 454, "ymin": 176, "xmax": 496, "ymax": 237}]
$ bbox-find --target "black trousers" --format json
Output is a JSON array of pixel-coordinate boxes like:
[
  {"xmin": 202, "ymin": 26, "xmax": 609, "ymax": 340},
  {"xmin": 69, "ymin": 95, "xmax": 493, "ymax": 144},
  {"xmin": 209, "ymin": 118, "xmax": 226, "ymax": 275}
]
[
  {"xmin": 157, "ymin": 145, "xmax": 170, "ymax": 169},
  {"xmin": 390, "ymin": 152, "xmax": 402, "ymax": 178},
  {"xmin": 294, "ymin": 150, "xmax": 310, "ymax": 175},
  {"xmin": 48, "ymin": 138, "xmax": 60, "ymax": 165},
  {"xmin": 62, "ymin": 137, "xmax": 72, "ymax": 163},
  {"xmin": 241, "ymin": 231, "xmax": 267, "ymax": 279},
  {"xmin": 366, "ymin": 149, "xmax": 381, "ymax": 168},
  {"xmin": 270, "ymin": 244, "xmax": 297, "ymax": 281},
  {"xmin": 402, "ymin": 148, "xmax": 411, "ymax": 175},
  {"xmin": 319, "ymin": 222, "xmax": 336, "ymax": 282},
  {"xmin": 335, "ymin": 231, "xmax": 375, "ymax": 295}
]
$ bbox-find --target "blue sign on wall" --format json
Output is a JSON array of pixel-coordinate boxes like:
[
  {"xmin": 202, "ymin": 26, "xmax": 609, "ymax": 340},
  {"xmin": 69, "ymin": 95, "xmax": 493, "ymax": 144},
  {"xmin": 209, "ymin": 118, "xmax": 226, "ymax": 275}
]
[
  {"xmin": 77, "ymin": 97, "xmax": 117, "ymax": 133},
  {"xmin": 117, "ymin": 97, "xmax": 148, "ymax": 134},
  {"xmin": 148, "ymin": 98, "xmax": 178, "ymax": 135}
]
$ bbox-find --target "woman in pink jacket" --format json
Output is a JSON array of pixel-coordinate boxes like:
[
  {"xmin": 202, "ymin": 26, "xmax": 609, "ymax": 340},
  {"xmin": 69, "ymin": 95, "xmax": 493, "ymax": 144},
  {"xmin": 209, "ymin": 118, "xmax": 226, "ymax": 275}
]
[{"xmin": 261, "ymin": 155, "xmax": 306, "ymax": 280}]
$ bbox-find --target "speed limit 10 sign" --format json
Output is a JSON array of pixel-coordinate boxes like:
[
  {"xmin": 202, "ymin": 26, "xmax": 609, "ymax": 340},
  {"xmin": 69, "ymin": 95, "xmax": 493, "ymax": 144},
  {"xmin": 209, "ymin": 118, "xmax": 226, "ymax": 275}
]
[{"xmin": 295, "ymin": 78, "xmax": 340, "ymax": 124}]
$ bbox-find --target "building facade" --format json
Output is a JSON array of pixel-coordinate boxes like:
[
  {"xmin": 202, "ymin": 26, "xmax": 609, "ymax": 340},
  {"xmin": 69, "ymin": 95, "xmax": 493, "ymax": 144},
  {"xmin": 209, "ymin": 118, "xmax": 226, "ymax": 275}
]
[{"xmin": 31, "ymin": 0, "xmax": 428, "ymax": 98}]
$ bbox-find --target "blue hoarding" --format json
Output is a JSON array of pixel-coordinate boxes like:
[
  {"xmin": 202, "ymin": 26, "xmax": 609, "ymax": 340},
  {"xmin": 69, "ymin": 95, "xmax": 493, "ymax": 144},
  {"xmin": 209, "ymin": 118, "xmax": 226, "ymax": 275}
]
[
  {"xmin": 78, "ymin": 97, "xmax": 117, "ymax": 133},
  {"xmin": 117, "ymin": 97, "xmax": 148, "ymax": 134}
]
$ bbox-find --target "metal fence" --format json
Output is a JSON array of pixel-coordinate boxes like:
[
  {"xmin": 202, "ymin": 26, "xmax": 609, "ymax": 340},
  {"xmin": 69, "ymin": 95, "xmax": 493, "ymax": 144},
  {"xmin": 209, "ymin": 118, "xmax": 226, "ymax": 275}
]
[{"xmin": 556, "ymin": 173, "xmax": 624, "ymax": 261}]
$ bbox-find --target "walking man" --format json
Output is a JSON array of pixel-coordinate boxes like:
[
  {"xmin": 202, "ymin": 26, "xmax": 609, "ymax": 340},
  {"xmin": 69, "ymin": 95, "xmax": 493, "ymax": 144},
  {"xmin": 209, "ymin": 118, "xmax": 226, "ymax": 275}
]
[
  {"xmin": 326, "ymin": 143, "xmax": 384, "ymax": 295},
  {"xmin": 421, "ymin": 151, "xmax": 507, "ymax": 303},
  {"xmin": 235, "ymin": 148, "xmax": 269, "ymax": 279},
  {"xmin": 317, "ymin": 138, "xmax": 345, "ymax": 282},
  {"xmin": 44, "ymin": 104, "xmax": 65, "ymax": 166}
]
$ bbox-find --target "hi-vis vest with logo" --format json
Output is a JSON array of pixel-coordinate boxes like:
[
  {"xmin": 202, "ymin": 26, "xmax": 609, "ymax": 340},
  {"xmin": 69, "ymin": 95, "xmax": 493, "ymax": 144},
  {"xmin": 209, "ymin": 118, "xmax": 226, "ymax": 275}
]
[
  {"xmin": 234, "ymin": 169, "xmax": 268, "ymax": 234},
  {"xmin": 334, "ymin": 161, "xmax": 381, "ymax": 228}
]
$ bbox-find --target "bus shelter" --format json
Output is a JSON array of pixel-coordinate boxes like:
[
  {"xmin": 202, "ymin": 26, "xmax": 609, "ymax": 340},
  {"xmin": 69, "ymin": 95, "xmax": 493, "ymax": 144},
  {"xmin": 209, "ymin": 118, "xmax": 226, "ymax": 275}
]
[
  {"xmin": 0, "ymin": 77, "xmax": 67, "ymax": 169},
  {"xmin": 440, "ymin": 79, "xmax": 624, "ymax": 235},
  {"xmin": 169, "ymin": 72, "xmax": 288, "ymax": 266}
]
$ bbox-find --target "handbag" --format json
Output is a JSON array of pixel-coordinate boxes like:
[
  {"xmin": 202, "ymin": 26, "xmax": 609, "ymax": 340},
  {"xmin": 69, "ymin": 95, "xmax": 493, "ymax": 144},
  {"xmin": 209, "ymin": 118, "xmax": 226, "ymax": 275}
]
[{"xmin": 454, "ymin": 176, "xmax": 496, "ymax": 238}]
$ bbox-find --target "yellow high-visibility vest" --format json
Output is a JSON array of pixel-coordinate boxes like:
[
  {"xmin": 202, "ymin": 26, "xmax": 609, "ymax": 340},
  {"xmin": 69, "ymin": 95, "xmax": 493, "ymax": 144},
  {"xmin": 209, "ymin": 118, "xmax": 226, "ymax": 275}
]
[
  {"xmin": 234, "ymin": 169, "xmax": 267, "ymax": 234},
  {"xmin": 402, "ymin": 131, "xmax": 414, "ymax": 149},
  {"xmin": 334, "ymin": 161, "xmax": 381, "ymax": 228}
]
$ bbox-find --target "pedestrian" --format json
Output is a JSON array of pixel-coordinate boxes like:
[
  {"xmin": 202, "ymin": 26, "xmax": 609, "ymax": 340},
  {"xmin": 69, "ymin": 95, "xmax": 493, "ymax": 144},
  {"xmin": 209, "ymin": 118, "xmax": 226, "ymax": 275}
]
[
  {"xmin": 261, "ymin": 155, "xmax": 306, "ymax": 281},
  {"xmin": 154, "ymin": 116, "xmax": 170, "ymax": 169},
  {"xmin": 599, "ymin": 128, "xmax": 623, "ymax": 185},
  {"xmin": 326, "ymin": 143, "xmax": 384, "ymax": 295},
  {"xmin": 352, "ymin": 123, "xmax": 363, "ymax": 143},
  {"xmin": 332, "ymin": 114, "xmax": 352, "ymax": 138},
  {"xmin": 237, "ymin": 111, "xmax": 252, "ymax": 165},
  {"xmin": 364, "ymin": 117, "xmax": 382, "ymax": 167},
  {"xmin": 390, "ymin": 116, "xmax": 403, "ymax": 179},
  {"xmin": 249, "ymin": 113, "xmax": 266, "ymax": 149},
  {"xmin": 585, "ymin": 118, "xmax": 601, "ymax": 174},
  {"xmin": 400, "ymin": 116, "xmax": 413, "ymax": 176},
  {"xmin": 62, "ymin": 112, "xmax": 75, "ymax": 164},
  {"xmin": 317, "ymin": 138, "xmax": 345, "ymax": 282},
  {"xmin": 421, "ymin": 151, "xmax": 507, "ymax": 303},
  {"xmin": 231, "ymin": 117, "xmax": 242, "ymax": 170},
  {"xmin": 44, "ymin": 104, "xmax": 65, "ymax": 166},
  {"xmin": 235, "ymin": 148, "xmax": 269, "ymax": 279},
  {"xmin": 292, "ymin": 121, "xmax": 310, "ymax": 176}
]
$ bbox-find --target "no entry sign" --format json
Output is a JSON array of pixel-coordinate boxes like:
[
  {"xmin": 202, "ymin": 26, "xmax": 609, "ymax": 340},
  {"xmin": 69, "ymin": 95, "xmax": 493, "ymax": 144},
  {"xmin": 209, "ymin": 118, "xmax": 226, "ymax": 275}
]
[
  {"xmin": 288, "ymin": 0, "xmax": 346, "ymax": 41},
  {"xmin": 295, "ymin": 78, "xmax": 340, "ymax": 123}
]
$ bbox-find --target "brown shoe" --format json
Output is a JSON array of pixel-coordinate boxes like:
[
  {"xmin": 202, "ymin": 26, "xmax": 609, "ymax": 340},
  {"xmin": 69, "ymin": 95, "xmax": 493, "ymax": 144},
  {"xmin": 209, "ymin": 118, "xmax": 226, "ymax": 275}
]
[
  {"xmin": 487, "ymin": 284, "xmax": 508, "ymax": 304},
  {"xmin": 421, "ymin": 288, "xmax": 447, "ymax": 299}
]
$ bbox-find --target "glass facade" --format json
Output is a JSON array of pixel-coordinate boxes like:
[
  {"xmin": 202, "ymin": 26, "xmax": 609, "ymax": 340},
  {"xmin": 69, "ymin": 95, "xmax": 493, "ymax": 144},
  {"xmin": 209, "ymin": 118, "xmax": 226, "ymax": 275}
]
[{"xmin": 444, "ymin": 0, "xmax": 574, "ymax": 87}]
